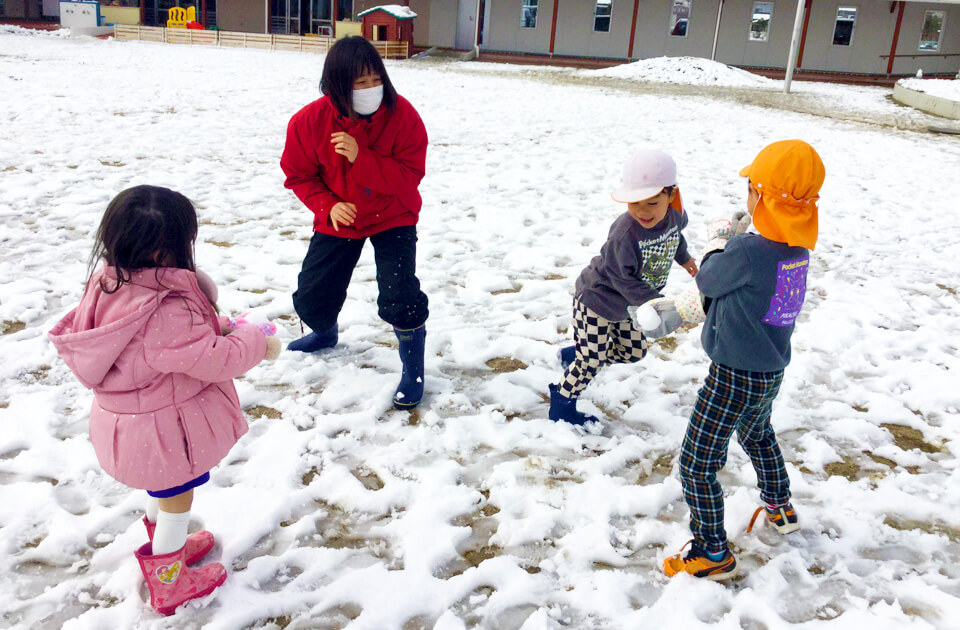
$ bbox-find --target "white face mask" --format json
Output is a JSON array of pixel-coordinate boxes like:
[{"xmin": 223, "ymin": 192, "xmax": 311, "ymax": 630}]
[{"xmin": 352, "ymin": 85, "xmax": 383, "ymax": 116}]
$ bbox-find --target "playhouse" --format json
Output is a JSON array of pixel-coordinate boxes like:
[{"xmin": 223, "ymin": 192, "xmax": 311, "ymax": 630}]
[{"xmin": 358, "ymin": 4, "xmax": 414, "ymax": 45}]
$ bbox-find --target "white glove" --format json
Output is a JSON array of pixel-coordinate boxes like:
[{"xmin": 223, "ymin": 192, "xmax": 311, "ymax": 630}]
[
  {"xmin": 632, "ymin": 299, "xmax": 684, "ymax": 338},
  {"xmin": 704, "ymin": 211, "xmax": 752, "ymax": 255},
  {"xmin": 633, "ymin": 285, "xmax": 708, "ymax": 339}
]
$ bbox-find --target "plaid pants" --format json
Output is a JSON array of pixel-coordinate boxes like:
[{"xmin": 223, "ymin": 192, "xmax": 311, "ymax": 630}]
[
  {"xmin": 558, "ymin": 298, "xmax": 648, "ymax": 398},
  {"xmin": 679, "ymin": 362, "xmax": 789, "ymax": 553}
]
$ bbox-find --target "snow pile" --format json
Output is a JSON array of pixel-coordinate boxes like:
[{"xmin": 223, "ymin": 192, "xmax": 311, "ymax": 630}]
[
  {"xmin": 898, "ymin": 77, "xmax": 960, "ymax": 102},
  {"xmin": 357, "ymin": 4, "xmax": 417, "ymax": 19},
  {"xmin": 587, "ymin": 56, "xmax": 773, "ymax": 88},
  {"xmin": 0, "ymin": 25, "xmax": 70, "ymax": 38}
]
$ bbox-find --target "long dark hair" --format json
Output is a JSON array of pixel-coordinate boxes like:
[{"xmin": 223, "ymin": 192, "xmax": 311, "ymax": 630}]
[
  {"xmin": 87, "ymin": 185, "xmax": 198, "ymax": 294},
  {"xmin": 320, "ymin": 36, "xmax": 398, "ymax": 118}
]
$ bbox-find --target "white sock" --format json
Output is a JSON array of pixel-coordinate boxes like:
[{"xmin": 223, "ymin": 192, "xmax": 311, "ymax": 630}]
[
  {"xmin": 152, "ymin": 510, "xmax": 190, "ymax": 555},
  {"xmin": 145, "ymin": 496, "xmax": 159, "ymax": 523}
]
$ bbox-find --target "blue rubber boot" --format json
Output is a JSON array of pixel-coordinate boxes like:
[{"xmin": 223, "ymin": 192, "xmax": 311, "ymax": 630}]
[
  {"xmin": 558, "ymin": 345, "xmax": 576, "ymax": 370},
  {"xmin": 548, "ymin": 384, "xmax": 598, "ymax": 425},
  {"xmin": 394, "ymin": 325, "xmax": 425, "ymax": 409},
  {"xmin": 288, "ymin": 323, "xmax": 338, "ymax": 353}
]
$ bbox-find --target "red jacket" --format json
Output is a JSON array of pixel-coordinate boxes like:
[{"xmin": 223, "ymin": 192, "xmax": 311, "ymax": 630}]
[{"xmin": 281, "ymin": 94, "xmax": 428, "ymax": 239}]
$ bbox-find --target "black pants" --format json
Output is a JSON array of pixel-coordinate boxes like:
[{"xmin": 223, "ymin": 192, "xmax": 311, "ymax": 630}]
[{"xmin": 293, "ymin": 225, "xmax": 429, "ymax": 332}]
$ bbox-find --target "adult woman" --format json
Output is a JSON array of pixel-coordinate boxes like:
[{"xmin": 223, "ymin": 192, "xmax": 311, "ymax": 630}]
[{"xmin": 281, "ymin": 36, "xmax": 429, "ymax": 409}]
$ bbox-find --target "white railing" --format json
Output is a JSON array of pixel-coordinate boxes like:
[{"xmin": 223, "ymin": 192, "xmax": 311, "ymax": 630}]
[{"xmin": 113, "ymin": 25, "xmax": 409, "ymax": 58}]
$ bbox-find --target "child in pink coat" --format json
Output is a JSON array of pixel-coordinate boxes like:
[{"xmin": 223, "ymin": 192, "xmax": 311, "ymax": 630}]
[{"xmin": 49, "ymin": 185, "xmax": 281, "ymax": 616}]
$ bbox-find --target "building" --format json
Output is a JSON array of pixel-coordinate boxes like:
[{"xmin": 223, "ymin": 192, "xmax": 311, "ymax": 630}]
[
  {"xmin": 423, "ymin": 0, "xmax": 960, "ymax": 77},
  {"xmin": 3, "ymin": 0, "xmax": 955, "ymax": 77}
]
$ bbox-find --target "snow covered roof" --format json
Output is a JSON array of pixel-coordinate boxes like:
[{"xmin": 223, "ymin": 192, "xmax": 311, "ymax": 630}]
[{"xmin": 358, "ymin": 5, "xmax": 418, "ymax": 20}]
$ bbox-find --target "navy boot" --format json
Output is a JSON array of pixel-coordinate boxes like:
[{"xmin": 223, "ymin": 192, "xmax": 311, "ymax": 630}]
[
  {"xmin": 394, "ymin": 325, "xmax": 425, "ymax": 409},
  {"xmin": 288, "ymin": 323, "xmax": 338, "ymax": 353},
  {"xmin": 548, "ymin": 384, "xmax": 598, "ymax": 425},
  {"xmin": 558, "ymin": 345, "xmax": 576, "ymax": 370}
]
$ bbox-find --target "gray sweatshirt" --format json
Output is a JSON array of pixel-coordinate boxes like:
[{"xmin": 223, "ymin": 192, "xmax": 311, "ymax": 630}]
[
  {"xmin": 697, "ymin": 232, "xmax": 810, "ymax": 372},
  {"xmin": 575, "ymin": 209, "xmax": 690, "ymax": 321}
]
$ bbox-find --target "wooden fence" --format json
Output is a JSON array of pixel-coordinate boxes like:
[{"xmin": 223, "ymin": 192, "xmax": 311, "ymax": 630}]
[{"xmin": 113, "ymin": 25, "xmax": 408, "ymax": 58}]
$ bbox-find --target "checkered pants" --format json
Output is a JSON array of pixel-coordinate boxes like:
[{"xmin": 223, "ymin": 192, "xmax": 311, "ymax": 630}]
[
  {"xmin": 679, "ymin": 362, "xmax": 789, "ymax": 553},
  {"xmin": 558, "ymin": 298, "xmax": 648, "ymax": 398}
]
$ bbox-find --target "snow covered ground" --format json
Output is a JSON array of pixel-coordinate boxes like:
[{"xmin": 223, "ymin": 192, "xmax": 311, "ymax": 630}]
[
  {"xmin": 899, "ymin": 77, "xmax": 960, "ymax": 102},
  {"xmin": 2, "ymin": 30, "xmax": 960, "ymax": 630}
]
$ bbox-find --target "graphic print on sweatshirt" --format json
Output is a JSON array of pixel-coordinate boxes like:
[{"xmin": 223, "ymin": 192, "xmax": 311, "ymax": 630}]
[
  {"xmin": 639, "ymin": 228, "xmax": 680, "ymax": 291},
  {"xmin": 762, "ymin": 256, "xmax": 809, "ymax": 327}
]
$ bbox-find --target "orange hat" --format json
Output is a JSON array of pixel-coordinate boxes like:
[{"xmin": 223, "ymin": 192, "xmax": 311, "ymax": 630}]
[{"xmin": 739, "ymin": 139, "xmax": 825, "ymax": 250}]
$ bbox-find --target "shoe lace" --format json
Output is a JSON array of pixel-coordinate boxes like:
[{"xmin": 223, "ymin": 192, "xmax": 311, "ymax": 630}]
[{"xmin": 746, "ymin": 507, "xmax": 765, "ymax": 533}]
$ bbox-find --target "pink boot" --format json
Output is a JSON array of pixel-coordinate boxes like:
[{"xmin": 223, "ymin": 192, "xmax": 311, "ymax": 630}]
[
  {"xmin": 135, "ymin": 542, "xmax": 226, "ymax": 616},
  {"xmin": 142, "ymin": 516, "xmax": 215, "ymax": 565}
]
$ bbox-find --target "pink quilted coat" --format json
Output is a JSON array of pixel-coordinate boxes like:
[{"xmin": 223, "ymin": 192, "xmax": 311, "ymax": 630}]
[{"xmin": 48, "ymin": 266, "xmax": 267, "ymax": 491}]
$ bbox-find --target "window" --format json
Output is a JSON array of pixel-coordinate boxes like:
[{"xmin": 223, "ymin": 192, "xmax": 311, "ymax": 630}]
[
  {"xmin": 749, "ymin": 2, "xmax": 773, "ymax": 42},
  {"xmin": 918, "ymin": 10, "xmax": 945, "ymax": 52},
  {"xmin": 521, "ymin": 0, "xmax": 537, "ymax": 28},
  {"xmin": 594, "ymin": 0, "xmax": 612, "ymax": 32},
  {"xmin": 831, "ymin": 6, "xmax": 856, "ymax": 46},
  {"xmin": 669, "ymin": 0, "xmax": 691, "ymax": 37}
]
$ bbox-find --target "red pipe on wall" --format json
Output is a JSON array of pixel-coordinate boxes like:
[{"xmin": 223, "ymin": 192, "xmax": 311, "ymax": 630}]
[
  {"xmin": 549, "ymin": 0, "xmax": 559, "ymax": 54},
  {"xmin": 627, "ymin": 0, "xmax": 640, "ymax": 59},
  {"xmin": 797, "ymin": 0, "xmax": 812, "ymax": 68},
  {"xmin": 887, "ymin": 1, "xmax": 905, "ymax": 74}
]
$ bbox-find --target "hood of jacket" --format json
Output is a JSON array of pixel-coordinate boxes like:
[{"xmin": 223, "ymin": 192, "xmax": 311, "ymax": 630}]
[{"xmin": 48, "ymin": 266, "xmax": 201, "ymax": 389}]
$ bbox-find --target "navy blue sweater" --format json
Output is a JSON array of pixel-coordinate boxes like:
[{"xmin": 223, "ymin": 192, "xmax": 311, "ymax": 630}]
[
  {"xmin": 697, "ymin": 232, "xmax": 810, "ymax": 372},
  {"xmin": 576, "ymin": 209, "xmax": 690, "ymax": 321}
]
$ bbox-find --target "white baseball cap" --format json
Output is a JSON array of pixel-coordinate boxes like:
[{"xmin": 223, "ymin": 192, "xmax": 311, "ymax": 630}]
[{"xmin": 611, "ymin": 149, "xmax": 678, "ymax": 203}]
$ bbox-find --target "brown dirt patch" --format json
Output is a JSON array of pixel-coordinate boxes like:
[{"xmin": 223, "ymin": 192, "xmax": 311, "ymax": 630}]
[
  {"xmin": 486, "ymin": 357, "xmax": 528, "ymax": 373},
  {"xmin": 352, "ymin": 467, "xmax": 384, "ymax": 491},
  {"xmin": 2, "ymin": 321, "xmax": 25, "ymax": 335},
  {"xmin": 884, "ymin": 517, "xmax": 960, "ymax": 543},
  {"xmin": 246, "ymin": 405, "xmax": 282, "ymax": 419},
  {"xmin": 824, "ymin": 456, "xmax": 860, "ymax": 481},
  {"xmin": 881, "ymin": 423, "xmax": 942, "ymax": 454},
  {"xmin": 654, "ymin": 337, "xmax": 678, "ymax": 352}
]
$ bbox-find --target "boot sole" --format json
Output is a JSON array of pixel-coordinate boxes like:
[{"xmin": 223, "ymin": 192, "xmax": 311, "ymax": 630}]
[{"xmin": 704, "ymin": 564, "xmax": 740, "ymax": 581}]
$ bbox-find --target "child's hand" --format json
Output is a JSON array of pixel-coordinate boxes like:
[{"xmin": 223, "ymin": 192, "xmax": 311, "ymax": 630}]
[
  {"xmin": 330, "ymin": 202, "xmax": 357, "ymax": 232},
  {"xmin": 263, "ymin": 335, "xmax": 282, "ymax": 361},
  {"xmin": 681, "ymin": 257, "xmax": 698, "ymax": 277},
  {"xmin": 227, "ymin": 312, "xmax": 277, "ymax": 336},
  {"xmin": 330, "ymin": 132, "xmax": 359, "ymax": 163},
  {"xmin": 632, "ymin": 300, "xmax": 684, "ymax": 338}
]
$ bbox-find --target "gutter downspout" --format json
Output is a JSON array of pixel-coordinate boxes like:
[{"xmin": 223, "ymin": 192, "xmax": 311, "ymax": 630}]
[
  {"xmin": 797, "ymin": 0, "xmax": 812, "ymax": 68},
  {"xmin": 887, "ymin": 1, "xmax": 905, "ymax": 75},
  {"xmin": 784, "ymin": 0, "xmax": 806, "ymax": 93},
  {"xmin": 628, "ymin": 0, "xmax": 640, "ymax": 59},
  {"xmin": 711, "ymin": 0, "xmax": 724, "ymax": 61},
  {"xmin": 549, "ymin": 0, "xmax": 560, "ymax": 55}
]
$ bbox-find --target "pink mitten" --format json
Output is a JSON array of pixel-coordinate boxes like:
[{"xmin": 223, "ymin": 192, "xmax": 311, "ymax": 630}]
[{"xmin": 227, "ymin": 311, "xmax": 277, "ymax": 336}]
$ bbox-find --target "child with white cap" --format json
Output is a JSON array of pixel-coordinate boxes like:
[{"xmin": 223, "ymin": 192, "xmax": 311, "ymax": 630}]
[{"xmin": 548, "ymin": 148, "xmax": 697, "ymax": 425}]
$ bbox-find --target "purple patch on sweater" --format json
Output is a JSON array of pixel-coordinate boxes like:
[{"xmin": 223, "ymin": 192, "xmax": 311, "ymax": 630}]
[{"xmin": 762, "ymin": 257, "xmax": 808, "ymax": 327}]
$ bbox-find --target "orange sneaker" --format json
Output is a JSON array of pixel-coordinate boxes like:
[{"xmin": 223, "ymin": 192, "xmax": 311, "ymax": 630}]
[
  {"xmin": 747, "ymin": 503, "xmax": 800, "ymax": 535},
  {"xmin": 662, "ymin": 540, "xmax": 739, "ymax": 581}
]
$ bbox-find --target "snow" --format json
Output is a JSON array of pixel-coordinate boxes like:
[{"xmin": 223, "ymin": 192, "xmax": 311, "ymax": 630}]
[
  {"xmin": 634, "ymin": 304, "xmax": 661, "ymax": 332},
  {"xmin": 357, "ymin": 5, "xmax": 418, "ymax": 20},
  {"xmin": 899, "ymin": 77, "xmax": 960, "ymax": 102},
  {"xmin": 2, "ymin": 29, "xmax": 960, "ymax": 629},
  {"xmin": 586, "ymin": 56, "xmax": 774, "ymax": 88}
]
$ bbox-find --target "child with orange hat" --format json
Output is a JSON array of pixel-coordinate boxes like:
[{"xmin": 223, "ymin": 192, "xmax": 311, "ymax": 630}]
[{"xmin": 640, "ymin": 139, "xmax": 825, "ymax": 580}]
